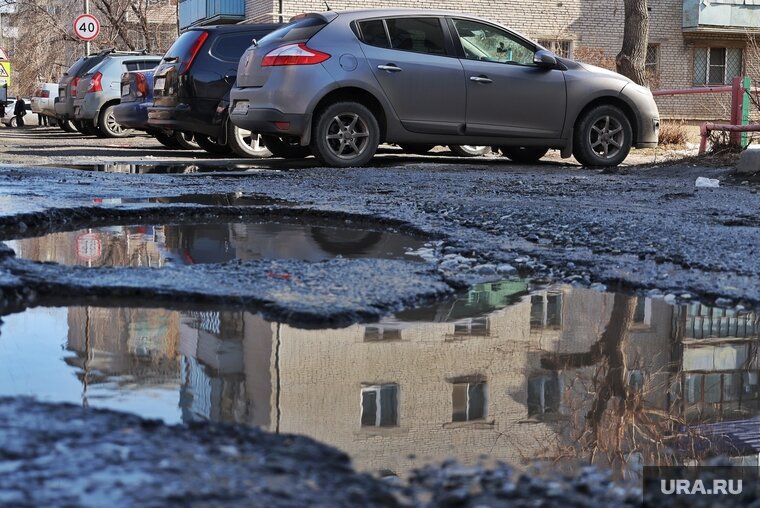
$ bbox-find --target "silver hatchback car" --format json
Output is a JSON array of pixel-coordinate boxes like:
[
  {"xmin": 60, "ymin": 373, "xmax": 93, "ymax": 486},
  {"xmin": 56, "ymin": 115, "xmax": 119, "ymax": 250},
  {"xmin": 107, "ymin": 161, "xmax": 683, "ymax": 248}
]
[{"xmin": 230, "ymin": 9, "xmax": 659, "ymax": 168}]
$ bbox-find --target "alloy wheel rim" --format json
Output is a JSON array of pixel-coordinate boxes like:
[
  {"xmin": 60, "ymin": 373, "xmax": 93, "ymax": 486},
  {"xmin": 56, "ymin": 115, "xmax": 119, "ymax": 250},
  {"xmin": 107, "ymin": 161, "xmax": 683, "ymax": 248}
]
[
  {"xmin": 325, "ymin": 113, "xmax": 370, "ymax": 160},
  {"xmin": 236, "ymin": 127, "xmax": 266, "ymax": 154},
  {"xmin": 460, "ymin": 145, "xmax": 488, "ymax": 154},
  {"xmin": 106, "ymin": 111, "xmax": 124, "ymax": 135},
  {"xmin": 588, "ymin": 115, "xmax": 624, "ymax": 159}
]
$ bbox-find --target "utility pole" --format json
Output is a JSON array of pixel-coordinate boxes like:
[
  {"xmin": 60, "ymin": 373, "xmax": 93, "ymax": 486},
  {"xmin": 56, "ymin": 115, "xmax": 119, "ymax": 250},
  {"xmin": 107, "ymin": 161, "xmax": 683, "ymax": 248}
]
[{"xmin": 84, "ymin": 0, "xmax": 90, "ymax": 55}]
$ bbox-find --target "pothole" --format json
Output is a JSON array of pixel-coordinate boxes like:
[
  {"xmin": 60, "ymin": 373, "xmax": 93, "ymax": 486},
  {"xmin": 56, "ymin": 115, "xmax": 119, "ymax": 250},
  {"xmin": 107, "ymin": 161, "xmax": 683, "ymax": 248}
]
[
  {"xmin": 99, "ymin": 193, "xmax": 294, "ymax": 207},
  {"xmin": 1, "ymin": 282, "xmax": 754, "ymax": 479},
  {"xmin": 7, "ymin": 220, "xmax": 428, "ymax": 266}
]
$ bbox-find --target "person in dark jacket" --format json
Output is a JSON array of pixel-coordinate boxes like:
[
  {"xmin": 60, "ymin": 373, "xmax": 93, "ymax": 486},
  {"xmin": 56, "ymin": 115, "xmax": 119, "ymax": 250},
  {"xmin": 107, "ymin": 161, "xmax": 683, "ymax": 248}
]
[{"xmin": 13, "ymin": 96, "xmax": 26, "ymax": 127}]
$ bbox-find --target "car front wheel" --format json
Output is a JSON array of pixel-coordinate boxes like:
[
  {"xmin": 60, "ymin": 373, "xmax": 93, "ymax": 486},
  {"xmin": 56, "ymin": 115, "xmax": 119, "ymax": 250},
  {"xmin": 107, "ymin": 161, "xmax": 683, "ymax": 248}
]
[
  {"xmin": 572, "ymin": 105, "xmax": 632, "ymax": 167},
  {"xmin": 311, "ymin": 101, "xmax": 379, "ymax": 167}
]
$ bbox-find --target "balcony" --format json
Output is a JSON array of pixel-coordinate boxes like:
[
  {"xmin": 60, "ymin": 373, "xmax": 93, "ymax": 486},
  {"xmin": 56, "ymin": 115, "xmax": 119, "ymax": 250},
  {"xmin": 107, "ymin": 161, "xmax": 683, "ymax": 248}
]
[
  {"xmin": 178, "ymin": 0, "xmax": 245, "ymax": 31},
  {"xmin": 683, "ymin": 0, "xmax": 760, "ymax": 33}
]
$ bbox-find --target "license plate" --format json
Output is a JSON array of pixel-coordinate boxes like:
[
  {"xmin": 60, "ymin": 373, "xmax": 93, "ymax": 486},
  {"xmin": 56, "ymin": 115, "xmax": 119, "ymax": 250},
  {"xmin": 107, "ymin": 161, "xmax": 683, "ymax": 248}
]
[
  {"xmin": 121, "ymin": 84, "xmax": 130, "ymax": 96},
  {"xmin": 232, "ymin": 101, "xmax": 249, "ymax": 115},
  {"xmin": 154, "ymin": 77, "xmax": 165, "ymax": 91}
]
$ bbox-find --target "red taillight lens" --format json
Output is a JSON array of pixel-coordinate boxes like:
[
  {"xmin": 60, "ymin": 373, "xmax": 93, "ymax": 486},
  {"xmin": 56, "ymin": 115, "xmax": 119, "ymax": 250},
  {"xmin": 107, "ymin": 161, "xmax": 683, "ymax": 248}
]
[
  {"xmin": 71, "ymin": 77, "xmax": 80, "ymax": 97},
  {"xmin": 261, "ymin": 43, "xmax": 331, "ymax": 66},
  {"xmin": 87, "ymin": 72, "xmax": 102, "ymax": 93},
  {"xmin": 42, "ymin": 90, "xmax": 50, "ymax": 98},
  {"xmin": 179, "ymin": 31, "xmax": 209, "ymax": 75},
  {"xmin": 135, "ymin": 72, "xmax": 148, "ymax": 97}
]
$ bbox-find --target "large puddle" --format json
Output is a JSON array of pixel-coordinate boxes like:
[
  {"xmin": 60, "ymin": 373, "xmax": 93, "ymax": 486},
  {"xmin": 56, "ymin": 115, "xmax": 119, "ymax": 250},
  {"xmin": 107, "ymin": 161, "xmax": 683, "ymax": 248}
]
[
  {"xmin": 7, "ymin": 221, "xmax": 427, "ymax": 266},
  {"xmin": 2, "ymin": 282, "xmax": 757, "ymax": 478}
]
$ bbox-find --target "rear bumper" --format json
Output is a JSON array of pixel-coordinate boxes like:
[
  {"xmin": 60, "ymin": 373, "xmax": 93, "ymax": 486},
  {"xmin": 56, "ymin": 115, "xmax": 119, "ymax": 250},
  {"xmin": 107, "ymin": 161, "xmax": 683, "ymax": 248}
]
[
  {"xmin": 229, "ymin": 103, "xmax": 308, "ymax": 137},
  {"xmin": 73, "ymin": 93, "xmax": 103, "ymax": 121},
  {"xmin": 147, "ymin": 99, "xmax": 221, "ymax": 138},
  {"xmin": 113, "ymin": 102, "xmax": 150, "ymax": 130},
  {"xmin": 55, "ymin": 97, "xmax": 75, "ymax": 120}
]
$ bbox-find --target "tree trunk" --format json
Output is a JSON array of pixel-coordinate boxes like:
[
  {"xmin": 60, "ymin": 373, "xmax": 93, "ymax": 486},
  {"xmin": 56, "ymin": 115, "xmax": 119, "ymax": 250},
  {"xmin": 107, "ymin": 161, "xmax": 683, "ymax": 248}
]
[{"xmin": 616, "ymin": 0, "xmax": 649, "ymax": 85}]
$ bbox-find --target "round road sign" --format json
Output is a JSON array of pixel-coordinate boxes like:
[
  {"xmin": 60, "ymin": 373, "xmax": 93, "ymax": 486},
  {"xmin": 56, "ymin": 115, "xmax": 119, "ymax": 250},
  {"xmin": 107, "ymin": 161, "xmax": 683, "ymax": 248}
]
[{"xmin": 73, "ymin": 14, "xmax": 100, "ymax": 42}]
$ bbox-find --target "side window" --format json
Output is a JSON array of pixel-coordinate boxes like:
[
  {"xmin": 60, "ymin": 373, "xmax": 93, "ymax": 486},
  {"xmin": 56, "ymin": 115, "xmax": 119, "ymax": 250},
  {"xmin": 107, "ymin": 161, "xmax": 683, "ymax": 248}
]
[
  {"xmin": 211, "ymin": 33, "xmax": 258, "ymax": 62},
  {"xmin": 124, "ymin": 61, "xmax": 140, "ymax": 72},
  {"xmin": 452, "ymin": 19, "xmax": 535, "ymax": 66},
  {"xmin": 385, "ymin": 17, "xmax": 446, "ymax": 56},
  {"xmin": 357, "ymin": 19, "xmax": 390, "ymax": 48},
  {"xmin": 140, "ymin": 60, "xmax": 160, "ymax": 70}
]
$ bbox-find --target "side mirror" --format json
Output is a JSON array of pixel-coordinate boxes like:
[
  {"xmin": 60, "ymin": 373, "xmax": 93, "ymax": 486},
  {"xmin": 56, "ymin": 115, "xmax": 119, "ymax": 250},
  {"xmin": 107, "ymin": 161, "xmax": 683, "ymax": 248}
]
[{"xmin": 533, "ymin": 49, "xmax": 557, "ymax": 68}]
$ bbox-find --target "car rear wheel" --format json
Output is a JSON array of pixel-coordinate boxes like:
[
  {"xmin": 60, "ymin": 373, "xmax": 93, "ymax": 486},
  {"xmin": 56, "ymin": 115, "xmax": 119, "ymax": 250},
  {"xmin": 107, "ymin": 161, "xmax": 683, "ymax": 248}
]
[
  {"xmin": 9, "ymin": 117, "xmax": 17, "ymax": 128},
  {"xmin": 399, "ymin": 144, "xmax": 435, "ymax": 155},
  {"xmin": 499, "ymin": 146, "xmax": 549, "ymax": 163},
  {"xmin": 227, "ymin": 123, "xmax": 272, "ymax": 158},
  {"xmin": 98, "ymin": 105, "xmax": 132, "ymax": 138},
  {"xmin": 59, "ymin": 119, "xmax": 75, "ymax": 132},
  {"xmin": 449, "ymin": 145, "xmax": 491, "ymax": 157},
  {"xmin": 195, "ymin": 134, "xmax": 232, "ymax": 155},
  {"xmin": 311, "ymin": 102, "xmax": 379, "ymax": 167},
  {"xmin": 572, "ymin": 105, "xmax": 632, "ymax": 167},
  {"xmin": 74, "ymin": 120, "xmax": 97, "ymax": 136},
  {"xmin": 151, "ymin": 130, "xmax": 181, "ymax": 149},
  {"xmin": 174, "ymin": 132, "xmax": 199, "ymax": 150},
  {"xmin": 261, "ymin": 135, "xmax": 311, "ymax": 159}
]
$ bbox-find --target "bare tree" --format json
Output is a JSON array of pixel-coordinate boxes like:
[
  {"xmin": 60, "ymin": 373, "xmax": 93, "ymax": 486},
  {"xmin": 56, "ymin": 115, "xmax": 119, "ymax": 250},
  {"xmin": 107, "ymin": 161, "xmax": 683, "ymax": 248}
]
[{"xmin": 616, "ymin": 0, "xmax": 649, "ymax": 86}]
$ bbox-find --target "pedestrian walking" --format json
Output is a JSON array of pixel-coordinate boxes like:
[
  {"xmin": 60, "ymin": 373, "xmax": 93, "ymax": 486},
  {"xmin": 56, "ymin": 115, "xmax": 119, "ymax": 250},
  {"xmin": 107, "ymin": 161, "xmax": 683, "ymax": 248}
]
[
  {"xmin": 13, "ymin": 96, "xmax": 26, "ymax": 128},
  {"xmin": 38, "ymin": 113, "xmax": 48, "ymax": 126}
]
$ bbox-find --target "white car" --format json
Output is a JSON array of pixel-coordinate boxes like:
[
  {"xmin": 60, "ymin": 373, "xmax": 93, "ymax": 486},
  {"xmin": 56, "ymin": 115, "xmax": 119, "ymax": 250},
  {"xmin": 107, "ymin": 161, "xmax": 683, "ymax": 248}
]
[
  {"xmin": 1, "ymin": 98, "xmax": 31, "ymax": 127},
  {"xmin": 31, "ymin": 83, "xmax": 59, "ymax": 119}
]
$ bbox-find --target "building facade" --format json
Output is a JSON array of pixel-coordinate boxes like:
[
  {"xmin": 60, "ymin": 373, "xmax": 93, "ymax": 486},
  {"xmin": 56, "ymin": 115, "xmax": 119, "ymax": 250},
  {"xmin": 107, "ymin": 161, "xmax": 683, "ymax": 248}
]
[{"xmin": 178, "ymin": 0, "xmax": 760, "ymax": 120}]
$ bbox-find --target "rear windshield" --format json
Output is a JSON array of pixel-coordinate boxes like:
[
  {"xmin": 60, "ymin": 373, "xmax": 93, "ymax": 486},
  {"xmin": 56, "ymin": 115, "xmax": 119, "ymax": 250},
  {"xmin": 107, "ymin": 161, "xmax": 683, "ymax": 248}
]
[
  {"xmin": 258, "ymin": 16, "xmax": 327, "ymax": 45},
  {"xmin": 163, "ymin": 30, "xmax": 206, "ymax": 61},
  {"xmin": 65, "ymin": 55, "xmax": 105, "ymax": 77}
]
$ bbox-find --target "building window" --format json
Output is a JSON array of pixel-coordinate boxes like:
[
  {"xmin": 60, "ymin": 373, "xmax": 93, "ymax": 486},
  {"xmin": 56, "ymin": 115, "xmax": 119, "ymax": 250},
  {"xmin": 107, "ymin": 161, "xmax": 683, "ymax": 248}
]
[
  {"xmin": 452, "ymin": 381, "xmax": 487, "ymax": 421},
  {"xmin": 364, "ymin": 326, "xmax": 402, "ymax": 342},
  {"xmin": 645, "ymin": 44, "xmax": 659, "ymax": 74},
  {"xmin": 538, "ymin": 39, "xmax": 573, "ymax": 59},
  {"xmin": 693, "ymin": 47, "xmax": 743, "ymax": 85},
  {"xmin": 528, "ymin": 372, "xmax": 561, "ymax": 416},
  {"xmin": 361, "ymin": 384, "xmax": 399, "ymax": 427}
]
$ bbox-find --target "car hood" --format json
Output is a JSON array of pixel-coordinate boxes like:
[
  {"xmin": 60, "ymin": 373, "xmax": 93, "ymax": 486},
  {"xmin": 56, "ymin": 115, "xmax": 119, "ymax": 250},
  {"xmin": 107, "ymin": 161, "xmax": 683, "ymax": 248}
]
[{"xmin": 577, "ymin": 62, "xmax": 633, "ymax": 85}]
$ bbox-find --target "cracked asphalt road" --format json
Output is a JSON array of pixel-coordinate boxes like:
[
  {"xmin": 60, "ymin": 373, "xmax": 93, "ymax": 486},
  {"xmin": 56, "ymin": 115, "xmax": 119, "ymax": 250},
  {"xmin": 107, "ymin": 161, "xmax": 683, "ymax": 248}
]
[{"xmin": 0, "ymin": 127, "xmax": 757, "ymax": 314}]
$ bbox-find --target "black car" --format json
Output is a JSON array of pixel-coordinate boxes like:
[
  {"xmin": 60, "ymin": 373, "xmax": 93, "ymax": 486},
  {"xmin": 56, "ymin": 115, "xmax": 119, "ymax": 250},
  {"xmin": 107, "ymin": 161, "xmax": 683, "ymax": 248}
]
[{"xmin": 147, "ymin": 23, "xmax": 281, "ymax": 157}]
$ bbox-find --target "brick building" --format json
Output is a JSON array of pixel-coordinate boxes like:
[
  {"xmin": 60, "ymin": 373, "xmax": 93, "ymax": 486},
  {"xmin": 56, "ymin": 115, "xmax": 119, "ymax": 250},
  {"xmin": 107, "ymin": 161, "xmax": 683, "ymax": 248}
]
[{"xmin": 178, "ymin": 0, "xmax": 760, "ymax": 120}]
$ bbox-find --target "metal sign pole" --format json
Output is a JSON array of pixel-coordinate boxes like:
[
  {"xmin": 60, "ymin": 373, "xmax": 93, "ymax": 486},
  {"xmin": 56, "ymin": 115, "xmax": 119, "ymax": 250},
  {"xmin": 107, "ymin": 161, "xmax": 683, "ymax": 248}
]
[{"xmin": 84, "ymin": 0, "xmax": 90, "ymax": 55}]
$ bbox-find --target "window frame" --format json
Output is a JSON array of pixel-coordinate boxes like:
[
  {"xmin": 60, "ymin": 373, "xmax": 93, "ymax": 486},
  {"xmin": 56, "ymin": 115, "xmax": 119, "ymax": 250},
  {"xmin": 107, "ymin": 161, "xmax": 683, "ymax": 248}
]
[
  {"xmin": 360, "ymin": 383, "xmax": 399, "ymax": 427},
  {"xmin": 537, "ymin": 38, "xmax": 574, "ymax": 59},
  {"xmin": 353, "ymin": 15, "xmax": 458, "ymax": 58},
  {"xmin": 451, "ymin": 380, "xmax": 488, "ymax": 422},
  {"xmin": 447, "ymin": 16, "xmax": 539, "ymax": 67},
  {"xmin": 693, "ymin": 45, "xmax": 744, "ymax": 86}
]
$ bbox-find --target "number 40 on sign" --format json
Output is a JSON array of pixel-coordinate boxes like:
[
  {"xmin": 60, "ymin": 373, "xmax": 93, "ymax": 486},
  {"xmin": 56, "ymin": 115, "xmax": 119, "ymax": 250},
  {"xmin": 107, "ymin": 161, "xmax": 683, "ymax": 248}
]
[{"xmin": 73, "ymin": 14, "xmax": 100, "ymax": 41}]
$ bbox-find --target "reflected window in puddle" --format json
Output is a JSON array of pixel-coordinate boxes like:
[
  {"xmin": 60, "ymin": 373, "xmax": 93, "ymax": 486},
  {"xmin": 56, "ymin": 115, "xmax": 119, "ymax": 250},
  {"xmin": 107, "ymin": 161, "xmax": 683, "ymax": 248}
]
[
  {"xmin": 628, "ymin": 369, "xmax": 646, "ymax": 393},
  {"xmin": 363, "ymin": 326, "xmax": 402, "ymax": 342},
  {"xmin": 453, "ymin": 316, "xmax": 489, "ymax": 337},
  {"xmin": 451, "ymin": 380, "xmax": 487, "ymax": 422},
  {"xmin": 361, "ymin": 384, "xmax": 399, "ymax": 427},
  {"xmin": 527, "ymin": 372, "xmax": 561, "ymax": 418},
  {"xmin": 530, "ymin": 292, "xmax": 562, "ymax": 330}
]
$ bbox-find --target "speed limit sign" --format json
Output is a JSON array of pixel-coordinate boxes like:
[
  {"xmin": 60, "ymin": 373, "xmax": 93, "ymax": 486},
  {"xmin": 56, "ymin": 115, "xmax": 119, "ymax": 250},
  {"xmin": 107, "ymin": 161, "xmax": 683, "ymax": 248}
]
[{"xmin": 74, "ymin": 14, "xmax": 100, "ymax": 41}]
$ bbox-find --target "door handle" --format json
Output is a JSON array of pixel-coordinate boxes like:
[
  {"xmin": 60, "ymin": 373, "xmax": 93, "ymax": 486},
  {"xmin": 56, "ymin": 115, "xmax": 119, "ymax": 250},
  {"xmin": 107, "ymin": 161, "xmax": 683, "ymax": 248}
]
[
  {"xmin": 378, "ymin": 64, "xmax": 402, "ymax": 72},
  {"xmin": 469, "ymin": 76, "xmax": 493, "ymax": 83}
]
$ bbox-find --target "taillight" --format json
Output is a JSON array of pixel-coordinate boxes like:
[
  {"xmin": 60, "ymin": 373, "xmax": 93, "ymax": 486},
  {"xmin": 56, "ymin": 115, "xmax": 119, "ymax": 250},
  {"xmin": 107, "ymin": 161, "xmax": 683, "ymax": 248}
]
[
  {"xmin": 179, "ymin": 31, "xmax": 209, "ymax": 75},
  {"xmin": 41, "ymin": 90, "xmax": 50, "ymax": 98},
  {"xmin": 135, "ymin": 72, "xmax": 148, "ymax": 97},
  {"xmin": 261, "ymin": 43, "xmax": 331, "ymax": 66},
  {"xmin": 71, "ymin": 77, "xmax": 80, "ymax": 97},
  {"xmin": 87, "ymin": 72, "xmax": 103, "ymax": 93}
]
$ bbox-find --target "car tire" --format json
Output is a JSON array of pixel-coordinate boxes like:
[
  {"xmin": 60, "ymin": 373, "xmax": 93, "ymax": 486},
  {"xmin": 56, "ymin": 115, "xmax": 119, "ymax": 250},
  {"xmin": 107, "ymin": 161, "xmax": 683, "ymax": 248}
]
[
  {"xmin": 9, "ymin": 117, "xmax": 17, "ymax": 128},
  {"xmin": 399, "ymin": 144, "xmax": 435, "ymax": 155},
  {"xmin": 310, "ymin": 101, "xmax": 379, "ymax": 167},
  {"xmin": 499, "ymin": 146, "xmax": 549, "ymax": 163},
  {"xmin": 195, "ymin": 134, "xmax": 232, "ymax": 155},
  {"xmin": 59, "ymin": 120, "xmax": 75, "ymax": 132},
  {"xmin": 227, "ymin": 122, "xmax": 272, "ymax": 158},
  {"xmin": 98, "ymin": 105, "xmax": 132, "ymax": 138},
  {"xmin": 572, "ymin": 104, "xmax": 632, "ymax": 167},
  {"xmin": 174, "ymin": 131, "xmax": 200, "ymax": 150},
  {"xmin": 261, "ymin": 135, "xmax": 312, "ymax": 159},
  {"xmin": 151, "ymin": 130, "xmax": 181, "ymax": 149},
  {"xmin": 449, "ymin": 145, "xmax": 491, "ymax": 157}
]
